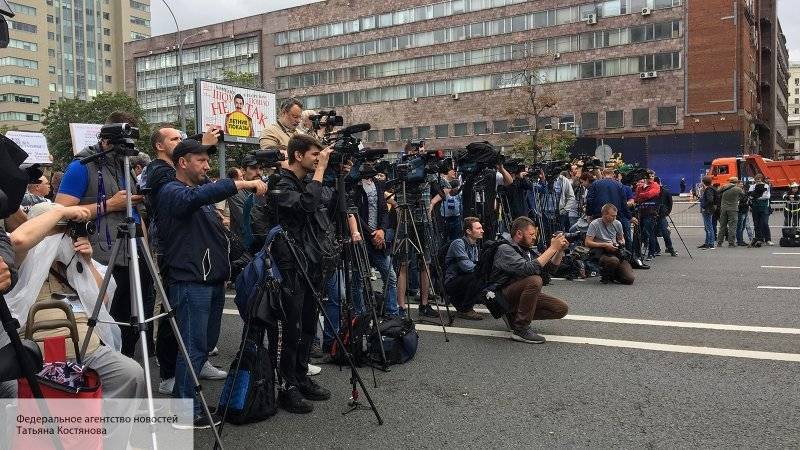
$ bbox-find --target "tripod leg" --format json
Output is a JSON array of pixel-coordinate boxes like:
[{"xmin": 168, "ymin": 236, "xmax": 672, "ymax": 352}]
[
  {"xmin": 79, "ymin": 236, "xmax": 123, "ymax": 361},
  {"xmin": 137, "ymin": 237, "xmax": 225, "ymax": 449},
  {"xmin": 407, "ymin": 219, "xmax": 449, "ymax": 342},
  {"xmin": 667, "ymin": 215, "xmax": 693, "ymax": 259}
]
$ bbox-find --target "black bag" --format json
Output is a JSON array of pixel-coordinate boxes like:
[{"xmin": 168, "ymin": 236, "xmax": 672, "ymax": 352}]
[
  {"xmin": 780, "ymin": 227, "xmax": 800, "ymax": 247},
  {"xmin": 329, "ymin": 314, "xmax": 372, "ymax": 366},
  {"xmin": 368, "ymin": 318, "xmax": 419, "ymax": 365},
  {"xmin": 300, "ymin": 208, "xmax": 341, "ymax": 274},
  {"xmin": 218, "ymin": 329, "xmax": 276, "ymax": 425}
]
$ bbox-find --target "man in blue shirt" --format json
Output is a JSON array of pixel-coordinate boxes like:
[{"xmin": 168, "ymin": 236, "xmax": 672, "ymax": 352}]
[{"xmin": 444, "ymin": 217, "xmax": 484, "ymax": 320}]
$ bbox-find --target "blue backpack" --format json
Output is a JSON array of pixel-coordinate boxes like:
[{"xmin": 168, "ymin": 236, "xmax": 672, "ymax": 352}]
[{"xmin": 233, "ymin": 226, "xmax": 284, "ymax": 324}]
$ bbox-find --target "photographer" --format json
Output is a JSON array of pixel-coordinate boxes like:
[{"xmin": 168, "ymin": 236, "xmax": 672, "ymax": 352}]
[
  {"xmin": 653, "ymin": 176, "xmax": 677, "ymax": 256},
  {"xmin": 503, "ymin": 165, "xmax": 534, "ymax": 222},
  {"xmin": 584, "ymin": 204, "xmax": 635, "ymax": 285},
  {"xmin": 21, "ymin": 176, "xmax": 51, "ymax": 213},
  {"xmin": 748, "ymin": 174, "xmax": 772, "ymax": 246},
  {"xmin": 716, "ymin": 177, "xmax": 744, "ymax": 248},
  {"xmin": 587, "ymin": 169, "xmax": 633, "ymax": 252},
  {"xmin": 1, "ymin": 203, "xmax": 145, "ymax": 403},
  {"xmin": 443, "ymin": 217, "xmax": 484, "ymax": 320},
  {"xmin": 228, "ymin": 154, "xmax": 269, "ymax": 253},
  {"xmin": 55, "ymin": 111, "xmax": 154, "ymax": 357},
  {"xmin": 782, "ymin": 182, "xmax": 799, "ymax": 228},
  {"xmin": 698, "ymin": 176, "xmax": 717, "ymax": 249},
  {"xmin": 259, "ymin": 98, "xmax": 304, "ymax": 153},
  {"xmin": 634, "ymin": 172, "xmax": 661, "ymax": 260},
  {"xmin": 490, "ymin": 217, "xmax": 569, "ymax": 344},
  {"xmin": 269, "ymin": 134, "xmax": 338, "ymax": 414},
  {"xmin": 429, "ymin": 163, "xmax": 463, "ymax": 244},
  {"xmin": 156, "ymin": 139, "xmax": 266, "ymax": 428}
]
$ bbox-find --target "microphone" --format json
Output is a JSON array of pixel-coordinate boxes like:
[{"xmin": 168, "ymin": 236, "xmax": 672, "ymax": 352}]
[{"xmin": 332, "ymin": 123, "xmax": 371, "ymax": 135}]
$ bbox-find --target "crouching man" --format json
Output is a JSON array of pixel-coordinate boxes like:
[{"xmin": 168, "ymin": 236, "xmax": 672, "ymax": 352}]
[
  {"xmin": 490, "ymin": 217, "xmax": 569, "ymax": 344},
  {"xmin": 584, "ymin": 203, "xmax": 635, "ymax": 285},
  {"xmin": 443, "ymin": 217, "xmax": 484, "ymax": 320}
]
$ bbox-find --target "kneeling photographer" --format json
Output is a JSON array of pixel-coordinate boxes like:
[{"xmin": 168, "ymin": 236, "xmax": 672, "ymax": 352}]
[
  {"xmin": 584, "ymin": 204, "xmax": 635, "ymax": 285},
  {"xmin": 0, "ymin": 202, "xmax": 145, "ymax": 404},
  {"xmin": 490, "ymin": 217, "xmax": 570, "ymax": 344},
  {"xmin": 443, "ymin": 217, "xmax": 484, "ymax": 321}
]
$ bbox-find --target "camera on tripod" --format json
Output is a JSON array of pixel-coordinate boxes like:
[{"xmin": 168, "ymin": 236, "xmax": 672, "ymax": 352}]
[
  {"xmin": 98, "ymin": 122, "xmax": 140, "ymax": 157},
  {"xmin": 573, "ymin": 154, "xmax": 604, "ymax": 171},
  {"xmin": 250, "ymin": 148, "xmax": 286, "ymax": 168},
  {"xmin": 619, "ymin": 164, "xmax": 650, "ymax": 186},
  {"xmin": 532, "ymin": 160, "xmax": 571, "ymax": 183},
  {"xmin": 455, "ymin": 141, "xmax": 502, "ymax": 176},
  {"xmin": 311, "ymin": 110, "xmax": 344, "ymax": 132},
  {"xmin": 393, "ymin": 149, "xmax": 443, "ymax": 184}
]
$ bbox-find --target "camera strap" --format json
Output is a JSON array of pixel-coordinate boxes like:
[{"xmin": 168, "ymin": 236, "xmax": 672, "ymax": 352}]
[{"xmin": 95, "ymin": 169, "xmax": 112, "ymax": 251}]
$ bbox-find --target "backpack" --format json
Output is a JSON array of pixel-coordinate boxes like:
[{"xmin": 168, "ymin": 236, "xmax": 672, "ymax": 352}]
[
  {"xmin": 469, "ymin": 240, "xmax": 514, "ymax": 318},
  {"xmin": 368, "ymin": 318, "xmax": 419, "ymax": 365},
  {"xmin": 329, "ymin": 314, "xmax": 372, "ymax": 366},
  {"xmin": 218, "ymin": 328, "xmax": 276, "ymax": 425},
  {"xmin": 234, "ymin": 234, "xmax": 283, "ymax": 326}
]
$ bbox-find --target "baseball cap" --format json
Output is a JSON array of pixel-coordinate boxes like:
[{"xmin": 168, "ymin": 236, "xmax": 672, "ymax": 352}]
[
  {"xmin": 171, "ymin": 139, "xmax": 216, "ymax": 164},
  {"xmin": 728, "ymin": 176, "xmax": 739, "ymax": 183},
  {"xmin": 242, "ymin": 154, "xmax": 259, "ymax": 167}
]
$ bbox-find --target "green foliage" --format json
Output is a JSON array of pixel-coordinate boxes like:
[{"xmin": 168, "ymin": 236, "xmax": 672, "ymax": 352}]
[
  {"xmin": 220, "ymin": 70, "xmax": 259, "ymax": 88},
  {"xmin": 0, "ymin": 124, "xmax": 18, "ymax": 135},
  {"xmin": 508, "ymin": 129, "xmax": 576, "ymax": 164},
  {"xmin": 41, "ymin": 92, "xmax": 151, "ymax": 170}
]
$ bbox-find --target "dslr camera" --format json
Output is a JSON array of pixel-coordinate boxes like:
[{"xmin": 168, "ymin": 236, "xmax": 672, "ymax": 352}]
[{"xmin": 60, "ymin": 220, "xmax": 96, "ymax": 240}]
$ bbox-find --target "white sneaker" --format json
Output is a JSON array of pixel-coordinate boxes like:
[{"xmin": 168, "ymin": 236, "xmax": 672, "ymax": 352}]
[
  {"xmin": 766, "ymin": 241, "xmax": 775, "ymax": 246},
  {"xmin": 158, "ymin": 378, "xmax": 174, "ymax": 395},
  {"xmin": 200, "ymin": 361, "xmax": 228, "ymax": 380},
  {"xmin": 307, "ymin": 363, "xmax": 321, "ymax": 376},
  {"xmin": 208, "ymin": 346, "xmax": 219, "ymax": 356}
]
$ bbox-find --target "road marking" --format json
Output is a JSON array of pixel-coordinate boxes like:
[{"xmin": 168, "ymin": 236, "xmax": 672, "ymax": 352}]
[
  {"xmin": 772, "ymin": 252, "xmax": 800, "ymax": 255},
  {"xmin": 757, "ymin": 286, "xmax": 800, "ymax": 290},
  {"xmin": 761, "ymin": 266, "xmax": 800, "ymax": 269},
  {"xmin": 415, "ymin": 324, "xmax": 800, "ymax": 363}
]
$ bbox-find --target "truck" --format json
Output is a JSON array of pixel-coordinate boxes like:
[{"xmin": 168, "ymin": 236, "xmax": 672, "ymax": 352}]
[{"xmin": 707, "ymin": 155, "xmax": 800, "ymax": 192}]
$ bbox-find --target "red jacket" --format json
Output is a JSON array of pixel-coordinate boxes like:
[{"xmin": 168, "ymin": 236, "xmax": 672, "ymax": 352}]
[{"xmin": 635, "ymin": 181, "xmax": 661, "ymax": 203}]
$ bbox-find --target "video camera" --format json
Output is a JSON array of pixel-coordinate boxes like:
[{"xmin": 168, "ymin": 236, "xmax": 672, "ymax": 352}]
[
  {"xmin": 503, "ymin": 158, "xmax": 526, "ymax": 175},
  {"xmin": 393, "ymin": 149, "xmax": 444, "ymax": 184},
  {"xmin": 455, "ymin": 141, "xmax": 503, "ymax": 176},
  {"xmin": 619, "ymin": 164, "xmax": 650, "ymax": 186},
  {"xmin": 98, "ymin": 123, "xmax": 139, "ymax": 148},
  {"xmin": 0, "ymin": 134, "xmax": 44, "ymax": 219},
  {"xmin": 573, "ymin": 154, "xmax": 604, "ymax": 171},
  {"xmin": 250, "ymin": 148, "xmax": 286, "ymax": 168},
  {"xmin": 531, "ymin": 160, "xmax": 570, "ymax": 183},
  {"xmin": 310, "ymin": 110, "xmax": 344, "ymax": 132}
]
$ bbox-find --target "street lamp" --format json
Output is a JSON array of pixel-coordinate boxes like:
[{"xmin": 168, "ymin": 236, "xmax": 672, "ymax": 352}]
[{"xmin": 177, "ymin": 29, "xmax": 209, "ymax": 133}]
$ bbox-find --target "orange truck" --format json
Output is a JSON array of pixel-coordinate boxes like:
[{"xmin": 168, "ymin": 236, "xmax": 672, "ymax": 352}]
[{"xmin": 707, "ymin": 155, "xmax": 800, "ymax": 191}]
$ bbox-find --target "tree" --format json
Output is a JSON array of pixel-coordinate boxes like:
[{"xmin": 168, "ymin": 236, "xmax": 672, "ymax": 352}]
[
  {"xmin": 220, "ymin": 69, "xmax": 259, "ymax": 89},
  {"xmin": 41, "ymin": 92, "xmax": 150, "ymax": 170},
  {"xmin": 0, "ymin": 124, "xmax": 18, "ymax": 135}
]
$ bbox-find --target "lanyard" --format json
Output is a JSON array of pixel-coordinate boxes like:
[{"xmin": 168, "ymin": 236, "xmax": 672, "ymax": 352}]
[{"xmin": 95, "ymin": 169, "xmax": 112, "ymax": 250}]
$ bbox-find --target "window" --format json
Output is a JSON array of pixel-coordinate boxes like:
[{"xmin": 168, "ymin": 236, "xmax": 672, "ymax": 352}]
[
  {"xmin": 473, "ymin": 121, "xmax": 488, "ymax": 135},
  {"xmin": 367, "ymin": 130, "xmax": 380, "ymax": 142},
  {"xmin": 105, "ymin": 59, "xmax": 112, "ymax": 67},
  {"xmin": 492, "ymin": 120, "xmax": 509, "ymax": 133},
  {"xmin": 712, "ymin": 165, "xmax": 729, "ymax": 176},
  {"xmin": 383, "ymin": 129, "xmax": 397, "ymax": 141},
  {"xmin": 435, "ymin": 124, "xmax": 449, "ymax": 138},
  {"xmin": 47, "ymin": 32, "xmax": 55, "ymax": 40},
  {"xmin": 537, "ymin": 116, "xmax": 553, "ymax": 130},
  {"xmin": 657, "ymin": 106, "xmax": 677, "ymax": 125},
  {"xmin": 7, "ymin": 39, "xmax": 37, "ymax": 51},
  {"xmin": 104, "ymin": 75, "xmax": 112, "ymax": 83},
  {"xmin": 417, "ymin": 126, "xmax": 431, "ymax": 139},
  {"xmin": 400, "ymin": 127, "xmax": 413, "ymax": 140},
  {"xmin": 102, "ymin": 12, "xmax": 109, "ymax": 19},
  {"xmin": 581, "ymin": 112, "xmax": 598, "ymax": 130},
  {"xmin": 632, "ymin": 108, "xmax": 650, "ymax": 127},
  {"xmin": 130, "ymin": 31, "xmax": 149, "ymax": 40},
  {"xmin": 7, "ymin": 20, "xmax": 37, "ymax": 33},
  {"xmin": 795, "ymin": 108, "xmax": 799, "ymax": 115},
  {"xmin": 103, "ymin": 44, "xmax": 111, "ymax": 51},
  {"xmin": 103, "ymin": 28, "xmax": 110, "ymax": 36},
  {"xmin": 47, "ymin": 14, "xmax": 53, "ymax": 23},
  {"xmin": 606, "ymin": 110, "xmax": 623, "ymax": 128},
  {"xmin": 454, "ymin": 123, "xmax": 468, "ymax": 136},
  {"xmin": 559, "ymin": 115, "xmax": 575, "ymax": 131},
  {"xmin": 129, "ymin": 0, "xmax": 149, "ymax": 12},
  {"xmin": 512, "ymin": 118, "xmax": 529, "ymax": 132},
  {"xmin": 130, "ymin": 16, "xmax": 150, "ymax": 27},
  {"xmin": 8, "ymin": 2, "xmax": 36, "ymax": 15}
]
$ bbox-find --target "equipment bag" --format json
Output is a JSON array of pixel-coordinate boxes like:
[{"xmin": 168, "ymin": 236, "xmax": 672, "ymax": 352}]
[
  {"xmin": 329, "ymin": 314, "xmax": 372, "ymax": 366},
  {"xmin": 368, "ymin": 317, "xmax": 419, "ymax": 365},
  {"xmin": 779, "ymin": 227, "xmax": 800, "ymax": 247},
  {"xmin": 218, "ymin": 328, "xmax": 276, "ymax": 425}
]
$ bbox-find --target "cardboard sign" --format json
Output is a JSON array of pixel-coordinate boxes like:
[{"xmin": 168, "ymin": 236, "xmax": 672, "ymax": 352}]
[
  {"xmin": 69, "ymin": 123, "xmax": 103, "ymax": 155},
  {"xmin": 4, "ymin": 131, "xmax": 51, "ymax": 165},
  {"xmin": 194, "ymin": 80, "xmax": 276, "ymax": 145}
]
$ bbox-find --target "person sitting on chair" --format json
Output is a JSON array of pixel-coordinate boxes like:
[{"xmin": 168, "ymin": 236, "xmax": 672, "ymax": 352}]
[{"xmin": 443, "ymin": 217, "xmax": 484, "ymax": 321}]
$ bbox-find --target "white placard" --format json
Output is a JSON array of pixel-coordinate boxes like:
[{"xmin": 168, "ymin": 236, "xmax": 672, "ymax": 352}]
[
  {"xmin": 4, "ymin": 131, "xmax": 51, "ymax": 165},
  {"xmin": 194, "ymin": 80, "xmax": 276, "ymax": 145},
  {"xmin": 69, "ymin": 123, "xmax": 103, "ymax": 155}
]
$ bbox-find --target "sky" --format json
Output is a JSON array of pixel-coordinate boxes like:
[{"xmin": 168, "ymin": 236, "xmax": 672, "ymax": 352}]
[{"xmin": 151, "ymin": 0, "xmax": 800, "ymax": 61}]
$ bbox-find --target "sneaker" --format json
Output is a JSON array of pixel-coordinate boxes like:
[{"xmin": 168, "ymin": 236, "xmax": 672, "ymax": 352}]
[
  {"xmin": 510, "ymin": 327, "xmax": 547, "ymax": 344},
  {"xmin": 200, "ymin": 361, "xmax": 227, "ymax": 380},
  {"xmin": 644, "ymin": 255, "xmax": 653, "ymax": 262},
  {"xmin": 767, "ymin": 241, "xmax": 775, "ymax": 246},
  {"xmin": 736, "ymin": 242, "xmax": 748, "ymax": 247},
  {"xmin": 728, "ymin": 243, "xmax": 736, "ymax": 248},
  {"xmin": 208, "ymin": 346, "xmax": 219, "ymax": 357},
  {"xmin": 298, "ymin": 378, "xmax": 331, "ymax": 401},
  {"xmin": 418, "ymin": 303, "xmax": 438, "ymax": 318},
  {"xmin": 307, "ymin": 363, "xmax": 321, "ymax": 377},
  {"xmin": 172, "ymin": 412, "xmax": 222, "ymax": 430},
  {"xmin": 158, "ymin": 377, "xmax": 174, "ymax": 395},
  {"xmin": 653, "ymin": 252, "xmax": 662, "ymax": 257},
  {"xmin": 667, "ymin": 249, "xmax": 678, "ymax": 256},
  {"xmin": 278, "ymin": 386, "xmax": 314, "ymax": 414},
  {"xmin": 698, "ymin": 244, "xmax": 709, "ymax": 249},
  {"xmin": 457, "ymin": 309, "xmax": 483, "ymax": 321}
]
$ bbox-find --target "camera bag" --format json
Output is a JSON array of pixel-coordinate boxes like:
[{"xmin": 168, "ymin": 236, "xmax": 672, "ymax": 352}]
[
  {"xmin": 218, "ymin": 327, "xmax": 276, "ymax": 425},
  {"xmin": 368, "ymin": 317, "xmax": 418, "ymax": 366}
]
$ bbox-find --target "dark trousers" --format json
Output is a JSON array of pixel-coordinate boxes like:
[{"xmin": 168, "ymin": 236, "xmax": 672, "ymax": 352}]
[
  {"xmin": 657, "ymin": 216, "xmax": 674, "ymax": 252},
  {"xmin": 110, "ymin": 260, "xmax": 155, "ymax": 358},
  {"xmin": 156, "ymin": 302, "xmax": 177, "ymax": 380},
  {"xmin": 598, "ymin": 255, "xmax": 635, "ymax": 284},
  {"xmin": 641, "ymin": 214, "xmax": 659, "ymax": 257},
  {"xmin": 501, "ymin": 275, "xmax": 568, "ymax": 331},
  {"xmin": 752, "ymin": 210, "xmax": 771, "ymax": 242},
  {"xmin": 444, "ymin": 272, "xmax": 479, "ymax": 312}
]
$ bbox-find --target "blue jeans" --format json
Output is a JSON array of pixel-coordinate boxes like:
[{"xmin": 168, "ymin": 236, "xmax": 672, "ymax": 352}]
[
  {"xmin": 736, "ymin": 212, "xmax": 750, "ymax": 243},
  {"xmin": 702, "ymin": 211, "xmax": 716, "ymax": 246},
  {"xmin": 169, "ymin": 281, "xmax": 225, "ymax": 416},
  {"xmin": 641, "ymin": 215, "xmax": 659, "ymax": 257},
  {"xmin": 353, "ymin": 243, "xmax": 399, "ymax": 317}
]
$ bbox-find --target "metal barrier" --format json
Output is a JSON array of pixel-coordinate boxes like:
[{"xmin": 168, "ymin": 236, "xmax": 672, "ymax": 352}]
[{"xmin": 669, "ymin": 200, "xmax": 788, "ymax": 228}]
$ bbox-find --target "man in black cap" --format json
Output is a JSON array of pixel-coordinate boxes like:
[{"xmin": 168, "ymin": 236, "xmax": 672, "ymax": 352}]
[
  {"xmin": 156, "ymin": 139, "xmax": 266, "ymax": 428},
  {"xmin": 227, "ymin": 154, "xmax": 268, "ymax": 253}
]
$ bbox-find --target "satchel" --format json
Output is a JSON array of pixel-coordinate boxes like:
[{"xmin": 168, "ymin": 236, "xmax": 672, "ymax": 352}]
[{"xmin": 300, "ymin": 207, "xmax": 341, "ymax": 274}]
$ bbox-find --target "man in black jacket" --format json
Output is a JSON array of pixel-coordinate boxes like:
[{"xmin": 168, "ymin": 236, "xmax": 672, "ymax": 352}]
[
  {"xmin": 156, "ymin": 139, "xmax": 266, "ymax": 428},
  {"xmin": 269, "ymin": 134, "xmax": 337, "ymax": 414}
]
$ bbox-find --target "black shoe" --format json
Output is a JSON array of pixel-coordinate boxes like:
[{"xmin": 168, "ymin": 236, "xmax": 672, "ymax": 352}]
[
  {"xmin": 510, "ymin": 327, "xmax": 546, "ymax": 344},
  {"xmin": 728, "ymin": 243, "xmax": 736, "ymax": 248},
  {"xmin": 172, "ymin": 412, "xmax": 222, "ymax": 430},
  {"xmin": 736, "ymin": 242, "xmax": 748, "ymax": 247},
  {"xmin": 419, "ymin": 303, "xmax": 438, "ymax": 318},
  {"xmin": 667, "ymin": 249, "xmax": 678, "ymax": 256},
  {"xmin": 278, "ymin": 386, "xmax": 314, "ymax": 414},
  {"xmin": 600, "ymin": 274, "xmax": 611, "ymax": 284},
  {"xmin": 298, "ymin": 378, "xmax": 331, "ymax": 401},
  {"xmin": 697, "ymin": 243, "xmax": 707, "ymax": 249}
]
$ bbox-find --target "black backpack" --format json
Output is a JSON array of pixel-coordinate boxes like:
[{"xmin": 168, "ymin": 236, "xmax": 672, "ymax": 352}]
[
  {"xmin": 469, "ymin": 240, "xmax": 514, "ymax": 318},
  {"xmin": 218, "ymin": 328, "xmax": 276, "ymax": 425},
  {"xmin": 329, "ymin": 314, "xmax": 372, "ymax": 366},
  {"xmin": 368, "ymin": 318, "xmax": 419, "ymax": 365}
]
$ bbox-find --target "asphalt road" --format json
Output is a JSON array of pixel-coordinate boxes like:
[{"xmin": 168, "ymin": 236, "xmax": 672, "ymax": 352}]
[{"xmin": 154, "ymin": 227, "xmax": 800, "ymax": 449}]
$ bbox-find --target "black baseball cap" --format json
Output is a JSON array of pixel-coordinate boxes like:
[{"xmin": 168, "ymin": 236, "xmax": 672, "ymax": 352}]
[
  {"xmin": 242, "ymin": 154, "xmax": 259, "ymax": 167},
  {"xmin": 172, "ymin": 139, "xmax": 216, "ymax": 164}
]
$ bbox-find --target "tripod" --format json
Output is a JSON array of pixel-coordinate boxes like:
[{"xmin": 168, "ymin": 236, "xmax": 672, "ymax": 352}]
[
  {"xmin": 390, "ymin": 180, "xmax": 450, "ymax": 338},
  {"xmin": 665, "ymin": 214, "xmax": 693, "ymax": 259},
  {"xmin": 78, "ymin": 148, "xmax": 223, "ymax": 449}
]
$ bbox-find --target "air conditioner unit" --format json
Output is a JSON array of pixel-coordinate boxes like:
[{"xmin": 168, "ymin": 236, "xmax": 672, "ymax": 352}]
[
  {"xmin": 585, "ymin": 13, "xmax": 597, "ymax": 25},
  {"xmin": 412, "ymin": 96, "xmax": 418, "ymax": 103},
  {"xmin": 452, "ymin": 93, "xmax": 459, "ymax": 100},
  {"xmin": 641, "ymin": 7, "xmax": 652, "ymax": 16},
  {"xmin": 639, "ymin": 71, "xmax": 658, "ymax": 79},
  {"xmin": 554, "ymin": 52, "xmax": 561, "ymax": 60}
]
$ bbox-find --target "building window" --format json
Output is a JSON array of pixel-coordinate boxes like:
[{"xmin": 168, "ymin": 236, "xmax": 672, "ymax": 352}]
[
  {"xmin": 400, "ymin": 127, "xmax": 413, "ymax": 140},
  {"xmin": 581, "ymin": 112, "xmax": 598, "ymax": 130},
  {"xmin": 103, "ymin": 28, "xmax": 110, "ymax": 36},
  {"xmin": 417, "ymin": 126, "xmax": 431, "ymax": 139},
  {"xmin": 105, "ymin": 59, "xmax": 112, "ymax": 67},
  {"xmin": 47, "ymin": 14, "xmax": 53, "ymax": 23},
  {"xmin": 47, "ymin": 31, "xmax": 55, "ymax": 40},
  {"xmin": 454, "ymin": 123, "xmax": 468, "ymax": 136},
  {"xmin": 492, "ymin": 120, "xmax": 509, "ymax": 133},
  {"xmin": 606, "ymin": 110, "xmax": 624, "ymax": 128},
  {"xmin": 104, "ymin": 75, "xmax": 112, "ymax": 83},
  {"xmin": 435, "ymin": 124, "xmax": 449, "ymax": 138},
  {"xmin": 48, "ymin": 48, "xmax": 55, "ymax": 57},
  {"xmin": 559, "ymin": 115, "xmax": 575, "ymax": 131},
  {"xmin": 632, "ymin": 108, "xmax": 650, "ymax": 127},
  {"xmin": 130, "ymin": 16, "xmax": 150, "ymax": 27},
  {"xmin": 367, "ymin": 130, "xmax": 380, "ymax": 142},
  {"xmin": 8, "ymin": 2, "xmax": 36, "ymax": 15},
  {"xmin": 795, "ymin": 108, "xmax": 799, "ymax": 115},
  {"xmin": 383, "ymin": 128, "xmax": 396, "ymax": 142},
  {"xmin": 102, "ymin": 12, "xmax": 109, "ymax": 19},
  {"xmin": 537, "ymin": 116, "xmax": 553, "ymax": 130},
  {"xmin": 103, "ymin": 44, "xmax": 111, "ymax": 51},
  {"xmin": 130, "ymin": 31, "xmax": 149, "ymax": 40},
  {"xmin": 129, "ymin": 0, "xmax": 149, "ymax": 12},
  {"xmin": 657, "ymin": 106, "xmax": 677, "ymax": 125},
  {"xmin": 473, "ymin": 121, "xmax": 488, "ymax": 135},
  {"xmin": 512, "ymin": 118, "xmax": 529, "ymax": 132}
]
